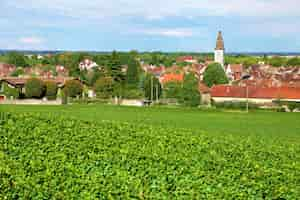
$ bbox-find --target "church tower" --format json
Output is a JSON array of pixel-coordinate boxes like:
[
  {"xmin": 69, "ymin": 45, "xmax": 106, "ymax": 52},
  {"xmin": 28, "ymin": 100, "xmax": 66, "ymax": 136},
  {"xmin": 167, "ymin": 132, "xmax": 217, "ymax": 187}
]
[{"xmin": 214, "ymin": 31, "xmax": 225, "ymax": 67}]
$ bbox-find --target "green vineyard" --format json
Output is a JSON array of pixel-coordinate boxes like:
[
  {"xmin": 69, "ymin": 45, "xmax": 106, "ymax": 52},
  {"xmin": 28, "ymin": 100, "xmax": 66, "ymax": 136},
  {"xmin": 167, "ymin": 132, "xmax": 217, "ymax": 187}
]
[{"xmin": 1, "ymin": 113, "xmax": 300, "ymax": 199}]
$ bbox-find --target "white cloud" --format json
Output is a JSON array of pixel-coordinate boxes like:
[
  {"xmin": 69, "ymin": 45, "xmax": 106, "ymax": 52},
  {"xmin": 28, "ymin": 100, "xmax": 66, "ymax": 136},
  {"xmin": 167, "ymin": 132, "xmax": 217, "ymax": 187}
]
[
  {"xmin": 4, "ymin": 0, "xmax": 300, "ymax": 20},
  {"xmin": 141, "ymin": 29, "xmax": 195, "ymax": 37},
  {"xmin": 19, "ymin": 37, "xmax": 44, "ymax": 45}
]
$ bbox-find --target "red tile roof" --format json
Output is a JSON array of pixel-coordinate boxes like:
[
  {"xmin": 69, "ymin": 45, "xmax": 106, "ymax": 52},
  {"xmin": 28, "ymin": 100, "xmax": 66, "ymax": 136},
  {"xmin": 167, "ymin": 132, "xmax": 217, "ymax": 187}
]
[
  {"xmin": 160, "ymin": 73, "xmax": 184, "ymax": 84},
  {"xmin": 0, "ymin": 77, "xmax": 78, "ymax": 87},
  {"xmin": 0, "ymin": 63, "xmax": 16, "ymax": 77},
  {"xmin": 176, "ymin": 56, "xmax": 194, "ymax": 62},
  {"xmin": 211, "ymin": 85, "xmax": 300, "ymax": 100},
  {"xmin": 229, "ymin": 64, "xmax": 243, "ymax": 73}
]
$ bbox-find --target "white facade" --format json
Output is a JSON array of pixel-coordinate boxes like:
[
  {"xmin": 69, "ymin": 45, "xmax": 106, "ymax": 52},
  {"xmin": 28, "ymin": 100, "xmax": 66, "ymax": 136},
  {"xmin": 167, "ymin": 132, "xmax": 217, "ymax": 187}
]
[{"xmin": 214, "ymin": 49, "xmax": 224, "ymax": 67}]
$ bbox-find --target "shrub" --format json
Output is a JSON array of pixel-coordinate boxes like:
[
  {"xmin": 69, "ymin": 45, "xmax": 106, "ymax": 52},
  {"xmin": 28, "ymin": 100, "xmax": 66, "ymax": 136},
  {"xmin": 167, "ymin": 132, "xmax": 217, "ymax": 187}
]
[
  {"xmin": 122, "ymin": 85, "xmax": 143, "ymax": 99},
  {"xmin": 45, "ymin": 81, "xmax": 58, "ymax": 100},
  {"xmin": 25, "ymin": 78, "xmax": 45, "ymax": 98},
  {"xmin": 94, "ymin": 77, "xmax": 113, "ymax": 99},
  {"xmin": 214, "ymin": 101, "xmax": 259, "ymax": 110},
  {"xmin": 63, "ymin": 80, "xmax": 83, "ymax": 97}
]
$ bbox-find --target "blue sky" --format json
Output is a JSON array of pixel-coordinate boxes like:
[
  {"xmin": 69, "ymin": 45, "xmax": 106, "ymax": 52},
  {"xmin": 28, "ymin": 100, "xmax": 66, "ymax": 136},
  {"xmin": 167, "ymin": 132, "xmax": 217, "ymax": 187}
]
[{"xmin": 1, "ymin": 0, "xmax": 299, "ymax": 52}]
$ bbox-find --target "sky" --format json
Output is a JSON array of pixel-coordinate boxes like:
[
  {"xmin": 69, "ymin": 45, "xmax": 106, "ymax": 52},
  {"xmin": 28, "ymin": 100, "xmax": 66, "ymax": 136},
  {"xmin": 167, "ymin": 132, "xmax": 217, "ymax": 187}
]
[{"xmin": 1, "ymin": 0, "xmax": 300, "ymax": 52}]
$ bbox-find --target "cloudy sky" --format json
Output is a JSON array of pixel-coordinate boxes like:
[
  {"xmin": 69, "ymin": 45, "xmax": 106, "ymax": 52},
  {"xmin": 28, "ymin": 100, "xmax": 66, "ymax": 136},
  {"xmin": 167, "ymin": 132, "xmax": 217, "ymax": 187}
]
[{"xmin": 1, "ymin": 0, "xmax": 300, "ymax": 52}]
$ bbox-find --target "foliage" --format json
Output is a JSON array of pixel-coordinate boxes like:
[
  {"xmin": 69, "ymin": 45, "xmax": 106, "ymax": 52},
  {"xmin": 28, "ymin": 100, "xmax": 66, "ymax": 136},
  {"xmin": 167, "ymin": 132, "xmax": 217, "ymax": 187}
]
[
  {"xmin": 143, "ymin": 74, "xmax": 162, "ymax": 101},
  {"xmin": 107, "ymin": 51, "xmax": 125, "ymax": 83},
  {"xmin": 179, "ymin": 73, "xmax": 201, "ymax": 107},
  {"xmin": 10, "ymin": 68, "xmax": 24, "ymax": 77},
  {"xmin": 94, "ymin": 77, "xmax": 113, "ymax": 99},
  {"xmin": 267, "ymin": 57, "xmax": 287, "ymax": 67},
  {"xmin": 286, "ymin": 57, "xmax": 300, "ymax": 67},
  {"xmin": 163, "ymin": 81, "xmax": 182, "ymax": 99},
  {"xmin": 0, "ymin": 113, "xmax": 299, "ymax": 199},
  {"xmin": 203, "ymin": 63, "xmax": 229, "ymax": 87},
  {"xmin": 25, "ymin": 78, "xmax": 45, "ymax": 98},
  {"xmin": 44, "ymin": 81, "xmax": 58, "ymax": 100},
  {"xmin": 213, "ymin": 101, "xmax": 259, "ymax": 110},
  {"xmin": 1, "ymin": 82, "xmax": 20, "ymax": 99},
  {"xmin": 225, "ymin": 55, "xmax": 259, "ymax": 67},
  {"xmin": 126, "ymin": 54, "xmax": 140, "ymax": 86},
  {"xmin": 63, "ymin": 80, "xmax": 83, "ymax": 97},
  {"xmin": 7, "ymin": 52, "xmax": 27, "ymax": 67},
  {"xmin": 81, "ymin": 68, "xmax": 103, "ymax": 87},
  {"xmin": 122, "ymin": 85, "xmax": 144, "ymax": 99}
]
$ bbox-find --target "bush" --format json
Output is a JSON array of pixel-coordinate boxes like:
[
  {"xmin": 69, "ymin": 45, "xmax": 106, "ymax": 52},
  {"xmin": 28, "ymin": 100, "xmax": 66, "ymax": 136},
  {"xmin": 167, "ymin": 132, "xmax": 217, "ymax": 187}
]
[
  {"xmin": 94, "ymin": 77, "xmax": 113, "ymax": 99},
  {"xmin": 122, "ymin": 85, "xmax": 143, "ymax": 99},
  {"xmin": 214, "ymin": 101, "xmax": 259, "ymax": 110},
  {"xmin": 45, "ymin": 81, "xmax": 58, "ymax": 100},
  {"xmin": 287, "ymin": 102, "xmax": 300, "ymax": 112},
  {"xmin": 63, "ymin": 80, "xmax": 83, "ymax": 97},
  {"xmin": 25, "ymin": 78, "xmax": 45, "ymax": 98}
]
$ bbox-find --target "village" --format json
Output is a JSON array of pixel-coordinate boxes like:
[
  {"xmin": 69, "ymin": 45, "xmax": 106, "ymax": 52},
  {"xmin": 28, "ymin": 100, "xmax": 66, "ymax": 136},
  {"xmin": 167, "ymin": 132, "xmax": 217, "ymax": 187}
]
[
  {"xmin": 1, "ymin": 32, "xmax": 300, "ymax": 111},
  {"xmin": 2, "ymin": 1, "xmax": 300, "ymax": 198}
]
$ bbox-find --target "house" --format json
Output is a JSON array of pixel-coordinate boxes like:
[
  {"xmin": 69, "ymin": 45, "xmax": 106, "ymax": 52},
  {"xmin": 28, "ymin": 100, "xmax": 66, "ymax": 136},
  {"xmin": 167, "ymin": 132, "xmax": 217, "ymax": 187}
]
[
  {"xmin": 198, "ymin": 82, "xmax": 211, "ymax": 105},
  {"xmin": 0, "ymin": 77, "xmax": 80, "ymax": 99},
  {"xmin": 79, "ymin": 59, "xmax": 98, "ymax": 71},
  {"xmin": 0, "ymin": 63, "xmax": 16, "ymax": 77},
  {"xmin": 211, "ymin": 85, "xmax": 300, "ymax": 104},
  {"xmin": 226, "ymin": 64, "xmax": 243, "ymax": 81},
  {"xmin": 56, "ymin": 65, "xmax": 69, "ymax": 77},
  {"xmin": 160, "ymin": 73, "xmax": 184, "ymax": 85},
  {"xmin": 176, "ymin": 56, "xmax": 197, "ymax": 64},
  {"xmin": 146, "ymin": 66, "xmax": 166, "ymax": 78}
]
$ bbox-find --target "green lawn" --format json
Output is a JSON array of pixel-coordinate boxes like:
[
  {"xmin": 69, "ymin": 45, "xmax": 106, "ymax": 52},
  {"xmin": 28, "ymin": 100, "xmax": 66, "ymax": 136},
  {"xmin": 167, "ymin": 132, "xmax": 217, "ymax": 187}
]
[{"xmin": 1, "ymin": 104, "xmax": 300, "ymax": 142}]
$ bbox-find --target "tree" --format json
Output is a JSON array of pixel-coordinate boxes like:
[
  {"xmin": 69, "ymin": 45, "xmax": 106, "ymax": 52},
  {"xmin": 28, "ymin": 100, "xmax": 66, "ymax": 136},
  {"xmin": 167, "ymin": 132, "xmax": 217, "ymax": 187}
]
[
  {"xmin": 7, "ymin": 52, "xmax": 27, "ymax": 67},
  {"xmin": 163, "ymin": 81, "xmax": 182, "ymax": 99},
  {"xmin": 179, "ymin": 73, "xmax": 201, "ymax": 107},
  {"xmin": 107, "ymin": 51, "xmax": 124, "ymax": 83},
  {"xmin": 203, "ymin": 63, "xmax": 228, "ymax": 87},
  {"xmin": 45, "ymin": 81, "xmax": 58, "ymax": 100},
  {"xmin": 287, "ymin": 57, "xmax": 300, "ymax": 67},
  {"xmin": 10, "ymin": 68, "xmax": 24, "ymax": 77},
  {"xmin": 94, "ymin": 77, "xmax": 113, "ymax": 99},
  {"xmin": 63, "ymin": 80, "xmax": 83, "ymax": 97},
  {"xmin": 25, "ymin": 78, "xmax": 45, "ymax": 98},
  {"xmin": 144, "ymin": 74, "xmax": 162, "ymax": 101},
  {"xmin": 268, "ymin": 56, "xmax": 287, "ymax": 67},
  {"xmin": 126, "ymin": 54, "xmax": 140, "ymax": 86}
]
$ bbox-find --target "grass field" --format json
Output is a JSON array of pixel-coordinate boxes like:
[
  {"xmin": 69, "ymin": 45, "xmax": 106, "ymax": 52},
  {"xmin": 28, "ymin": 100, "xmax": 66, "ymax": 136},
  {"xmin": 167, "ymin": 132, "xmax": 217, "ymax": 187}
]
[
  {"xmin": 1, "ymin": 104, "xmax": 300, "ymax": 198},
  {"xmin": 1, "ymin": 104, "xmax": 300, "ymax": 141}
]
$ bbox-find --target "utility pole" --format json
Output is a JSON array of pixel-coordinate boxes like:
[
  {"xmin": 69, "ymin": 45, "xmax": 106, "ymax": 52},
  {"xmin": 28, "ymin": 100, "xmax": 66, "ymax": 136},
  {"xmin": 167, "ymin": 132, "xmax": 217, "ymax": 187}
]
[
  {"xmin": 246, "ymin": 85, "xmax": 249, "ymax": 113},
  {"xmin": 150, "ymin": 76, "xmax": 153, "ymax": 102},
  {"xmin": 156, "ymin": 84, "xmax": 158, "ymax": 103},
  {"xmin": 240, "ymin": 75, "xmax": 251, "ymax": 113}
]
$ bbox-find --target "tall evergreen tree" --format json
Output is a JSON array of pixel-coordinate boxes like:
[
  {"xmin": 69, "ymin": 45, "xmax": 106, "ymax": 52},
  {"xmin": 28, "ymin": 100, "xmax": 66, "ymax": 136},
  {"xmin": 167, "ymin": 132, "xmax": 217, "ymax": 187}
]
[
  {"xmin": 107, "ymin": 51, "xmax": 124, "ymax": 83},
  {"xmin": 144, "ymin": 74, "xmax": 162, "ymax": 101},
  {"xmin": 126, "ymin": 54, "xmax": 140, "ymax": 86}
]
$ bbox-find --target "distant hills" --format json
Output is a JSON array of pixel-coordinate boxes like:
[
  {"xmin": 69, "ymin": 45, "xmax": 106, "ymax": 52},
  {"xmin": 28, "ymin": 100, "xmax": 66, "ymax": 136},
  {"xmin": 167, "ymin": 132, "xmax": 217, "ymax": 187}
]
[{"xmin": 0, "ymin": 49, "xmax": 299, "ymax": 56}]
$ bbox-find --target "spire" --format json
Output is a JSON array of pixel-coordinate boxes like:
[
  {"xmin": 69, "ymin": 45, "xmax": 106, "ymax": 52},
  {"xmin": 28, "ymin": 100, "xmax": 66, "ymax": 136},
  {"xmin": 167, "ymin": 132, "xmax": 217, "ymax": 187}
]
[{"xmin": 215, "ymin": 31, "xmax": 224, "ymax": 50}]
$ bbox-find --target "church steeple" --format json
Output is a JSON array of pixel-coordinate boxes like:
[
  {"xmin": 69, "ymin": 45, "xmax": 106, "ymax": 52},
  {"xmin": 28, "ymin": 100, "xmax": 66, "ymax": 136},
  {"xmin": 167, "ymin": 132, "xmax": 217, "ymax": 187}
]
[
  {"xmin": 214, "ymin": 31, "xmax": 225, "ymax": 67},
  {"xmin": 215, "ymin": 31, "xmax": 224, "ymax": 50}
]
